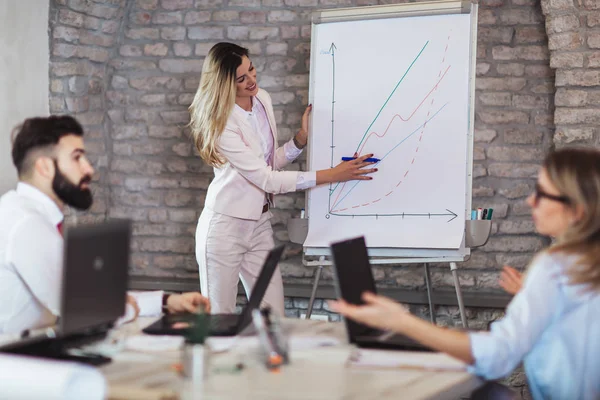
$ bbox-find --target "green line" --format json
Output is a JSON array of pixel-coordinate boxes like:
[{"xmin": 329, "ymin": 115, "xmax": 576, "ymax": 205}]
[{"xmin": 354, "ymin": 41, "xmax": 429, "ymax": 153}]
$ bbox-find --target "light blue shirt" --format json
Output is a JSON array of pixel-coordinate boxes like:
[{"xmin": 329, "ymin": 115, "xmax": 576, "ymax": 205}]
[{"xmin": 469, "ymin": 252, "xmax": 600, "ymax": 400}]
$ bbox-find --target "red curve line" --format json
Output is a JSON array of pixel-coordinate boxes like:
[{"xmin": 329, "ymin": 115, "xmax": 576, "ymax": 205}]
[
  {"xmin": 331, "ymin": 181, "xmax": 348, "ymax": 211},
  {"xmin": 331, "ymin": 38, "xmax": 453, "ymax": 214},
  {"xmin": 356, "ymin": 65, "xmax": 451, "ymax": 156}
]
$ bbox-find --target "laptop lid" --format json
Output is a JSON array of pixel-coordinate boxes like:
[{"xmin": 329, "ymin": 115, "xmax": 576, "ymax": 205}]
[
  {"xmin": 60, "ymin": 219, "xmax": 131, "ymax": 336},
  {"xmin": 330, "ymin": 236, "xmax": 379, "ymax": 342},
  {"xmin": 235, "ymin": 245, "xmax": 285, "ymax": 330}
]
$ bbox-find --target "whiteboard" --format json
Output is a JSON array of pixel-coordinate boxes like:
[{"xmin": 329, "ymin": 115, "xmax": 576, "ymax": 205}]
[{"xmin": 305, "ymin": 1, "xmax": 477, "ymax": 260}]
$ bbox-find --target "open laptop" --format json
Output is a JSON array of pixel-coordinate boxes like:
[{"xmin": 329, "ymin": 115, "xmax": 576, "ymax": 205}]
[
  {"xmin": 142, "ymin": 245, "xmax": 285, "ymax": 337},
  {"xmin": 331, "ymin": 236, "xmax": 432, "ymax": 352},
  {"xmin": 0, "ymin": 219, "xmax": 131, "ymax": 365}
]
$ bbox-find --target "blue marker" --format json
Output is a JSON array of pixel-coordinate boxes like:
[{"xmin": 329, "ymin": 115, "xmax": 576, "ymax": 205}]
[{"xmin": 342, "ymin": 157, "xmax": 381, "ymax": 163}]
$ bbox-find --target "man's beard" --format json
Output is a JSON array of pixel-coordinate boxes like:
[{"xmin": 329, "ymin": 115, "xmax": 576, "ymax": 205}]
[{"xmin": 52, "ymin": 161, "xmax": 93, "ymax": 210}]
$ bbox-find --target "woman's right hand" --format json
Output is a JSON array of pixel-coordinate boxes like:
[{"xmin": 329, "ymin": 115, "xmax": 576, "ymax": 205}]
[
  {"xmin": 317, "ymin": 153, "xmax": 378, "ymax": 184},
  {"xmin": 499, "ymin": 265, "xmax": 523, "ymax": 295}
]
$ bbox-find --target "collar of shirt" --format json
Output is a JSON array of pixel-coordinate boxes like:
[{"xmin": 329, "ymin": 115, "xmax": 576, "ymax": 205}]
[
  {"xmin": 233, "ymin": 96, "xmax": 258, "ymax": 117},
  {"xmin": 16, "ymin": 182, "xmax": 64, "ymax": 228}
]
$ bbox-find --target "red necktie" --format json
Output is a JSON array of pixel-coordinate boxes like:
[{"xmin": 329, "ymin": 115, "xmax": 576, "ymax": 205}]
[{"xmin": 57, "ymin": 222, "xmax": 64, "ymax": 237}]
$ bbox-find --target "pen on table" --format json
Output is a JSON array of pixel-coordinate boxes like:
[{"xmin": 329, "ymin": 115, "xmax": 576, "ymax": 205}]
[
  {"xmin": 486, "ymin": 208, "xmax": 494, "ymax": 220},
  {"xmin": 341, "ymin": 157, "xmax": 381, "ymax": 163}
]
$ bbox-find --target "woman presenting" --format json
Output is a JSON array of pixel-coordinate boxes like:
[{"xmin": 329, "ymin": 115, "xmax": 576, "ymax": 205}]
[{"xmin": 189, "ymin": 42, "xmax": 377, "ymax": 314}]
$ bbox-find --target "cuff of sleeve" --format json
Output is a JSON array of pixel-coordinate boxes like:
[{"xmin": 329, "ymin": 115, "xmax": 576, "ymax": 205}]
[
  {"xmin": 284, "ymin": 138, "xmax": 303, "ymax": 161},
  {"xmin": 128, "ymin": 290, "xmax": 164, "ymax": 317},
  {"xmin": 468, "ymin": 331, "xmax": 494, "ymax": 379},
  {"xmin": 296, "ymin": 171, "xmax": 317, "ymax": 191}
]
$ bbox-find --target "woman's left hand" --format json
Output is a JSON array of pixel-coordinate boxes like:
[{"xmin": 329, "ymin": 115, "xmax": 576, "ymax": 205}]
[
  {"xmin": 295, "ymin": 104, "xmax": 312, "ymax": 147},
  {"xmin": 329, "ymin": 292, "xmax": 410, "ymax": 333}
]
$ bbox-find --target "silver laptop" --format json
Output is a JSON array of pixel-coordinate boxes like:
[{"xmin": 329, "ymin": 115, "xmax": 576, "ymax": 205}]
[{"xmin": 0, "ymin": 219, "xmax": 131, "ymax": 364}]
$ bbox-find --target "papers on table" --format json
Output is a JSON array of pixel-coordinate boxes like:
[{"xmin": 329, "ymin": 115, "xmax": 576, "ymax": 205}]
[
  {"xmin": 347, "ymin": 349, "xmax": 467, "ymax": 371},
  {"xmin": 288, "ymin": 335, "xmax": 340, "ymax": 351},
  {"xmin": 0, "ymin": 354, "xmax": 106, "ymax": 400},
  {"xmin": 124, "ymin": 335, "xmax": 185, "ymax": 352},
  {"xmin": 208, "ymin": 335, "xmax": 341, "ymax": 352},
  {"xmin": 0, "ymin": 333, "xmax": 20, "ymax": 347}
]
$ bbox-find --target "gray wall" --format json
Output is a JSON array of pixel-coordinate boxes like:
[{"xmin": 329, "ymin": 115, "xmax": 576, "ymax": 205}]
[{"xmin": 0, "ymin": 1, "xmax": 50, "ymax": 195}]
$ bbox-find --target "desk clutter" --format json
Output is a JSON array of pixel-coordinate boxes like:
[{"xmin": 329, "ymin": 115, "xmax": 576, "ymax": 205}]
[
  {"xmin": 99, "ymin": 318, "xmax": 478, "ymax": 400},
  {"xmin": 0, "ymin": 318, "xmax": 480, "ymax": 400}
]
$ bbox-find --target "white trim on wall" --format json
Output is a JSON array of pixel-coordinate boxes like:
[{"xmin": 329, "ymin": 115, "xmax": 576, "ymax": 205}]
[{"xmin": 0, "ymin": 1, "xmax": 50, "ymax": 195}]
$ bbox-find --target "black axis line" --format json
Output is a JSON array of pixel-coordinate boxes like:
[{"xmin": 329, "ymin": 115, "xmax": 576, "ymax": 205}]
[
  {"xmin": 327, "ymin": 42, "xmax": 337, "ymax": 214},
  {"xmin": 328, "ymin": 209, "xmax": 458, "ymax": 222}
]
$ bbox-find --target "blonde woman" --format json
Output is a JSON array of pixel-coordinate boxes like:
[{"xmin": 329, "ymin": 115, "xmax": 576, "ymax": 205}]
[
  {"xmin": 332, "ymin": 148, "xmax": 600, "ymax": 400},
  {"xmin": 190, "ymin": 43, "xmax": 377, "ymax": 315}
]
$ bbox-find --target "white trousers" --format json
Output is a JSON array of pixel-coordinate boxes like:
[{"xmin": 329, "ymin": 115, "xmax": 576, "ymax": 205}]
[{"xmin": 195, "ymin": 207, "xmax": 284, "ymax": 315}]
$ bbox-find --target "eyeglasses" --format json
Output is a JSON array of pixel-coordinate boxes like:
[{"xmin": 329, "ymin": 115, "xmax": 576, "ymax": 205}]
[{"xmin": 533, "ymin": 183, "xmax": 571, "ymax": 206}]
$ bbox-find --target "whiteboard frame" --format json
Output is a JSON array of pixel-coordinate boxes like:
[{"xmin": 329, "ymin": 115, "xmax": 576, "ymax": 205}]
[{"xmin": 305, "ymin": 0, "xmax": 478, "ymax": 263}]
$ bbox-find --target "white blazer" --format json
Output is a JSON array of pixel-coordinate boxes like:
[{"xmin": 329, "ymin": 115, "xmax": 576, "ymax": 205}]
[{"xmin": 204, "ymin": 89, "xmax": 299, "ymax": 220}]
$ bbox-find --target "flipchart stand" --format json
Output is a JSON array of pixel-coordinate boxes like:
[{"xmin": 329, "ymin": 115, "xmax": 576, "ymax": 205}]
[{"xmin": 288, "ymin": 218, "xmax": 491, "ymax": 328}]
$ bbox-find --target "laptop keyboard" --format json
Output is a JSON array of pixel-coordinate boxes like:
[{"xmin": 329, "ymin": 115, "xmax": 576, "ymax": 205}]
[{"xmin": 208, "ymin": 315, "xmax": 239, "ymax": 333}]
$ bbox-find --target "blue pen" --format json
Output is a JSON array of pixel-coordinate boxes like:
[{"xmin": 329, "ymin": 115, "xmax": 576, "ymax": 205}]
[{"xmin": 342, "ymin": 157, "xmax": 381, "ymax": 163}]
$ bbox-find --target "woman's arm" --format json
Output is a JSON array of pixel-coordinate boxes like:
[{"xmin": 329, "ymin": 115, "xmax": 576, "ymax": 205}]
[
  {"xmin": 272, "ymin": 106, "xmax": 311, "ymax": 171},
  {"xmin": 218, "ymin": 128, "xmax": 300, "ymax": 194},
  {"xmin": 330, "ymin": 293, "xmax": 474, "ymax": 363},
  {"xmin": 218, "ymin": 128, "xmax": 376, "ymax": 193},
  {"xmin": 331, "ymin": 253, "xmax": 563, "ymax": 379}
]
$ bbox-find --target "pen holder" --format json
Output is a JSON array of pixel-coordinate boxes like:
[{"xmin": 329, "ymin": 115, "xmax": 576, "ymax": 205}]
[
  {"xmin": 287, "ymin": 217, "xmax": 308, "ymax": 245},
  {"xmin": 182, "ymin": 343, "xmax": 210, "ymax": 381},
  {"xmin": 465, "ymin": 220, "xmax": 492, "ymax": 248}
]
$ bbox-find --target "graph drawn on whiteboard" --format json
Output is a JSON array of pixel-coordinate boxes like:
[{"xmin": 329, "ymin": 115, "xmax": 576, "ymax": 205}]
[{"xmin": 305, "ymin": 13, "xmax": 472, "ymax": 249}]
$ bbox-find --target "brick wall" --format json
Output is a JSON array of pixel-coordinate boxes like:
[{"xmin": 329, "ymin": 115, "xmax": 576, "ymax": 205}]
[
  {"xmin": 48, "ymin": 0, "xmax": 557, "ymax": 315},
  {"xmin": 541, "ymin": 0, "xmax": 600, "ymax": 146}
]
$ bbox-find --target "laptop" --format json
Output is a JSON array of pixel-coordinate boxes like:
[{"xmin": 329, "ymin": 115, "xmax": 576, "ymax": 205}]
[
  {"xmin": 142, "ymin": 245, "xmax": 285, "ymax": 337},
  {"xmin": 331, "ymin": 236, "xmax": 432, "ymax": 352},
  {"xmin": 0, "ymin": 219, "xmax": 132, "ymax": 365}
]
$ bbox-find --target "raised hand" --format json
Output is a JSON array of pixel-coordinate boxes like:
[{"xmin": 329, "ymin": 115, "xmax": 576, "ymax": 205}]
[
  {"xmin": 294, "ymin": 104, "xmax": 312, "ymax": 148},
  {"xmin": 499, "ymin": 265, "xmax": 523, "ymax": 295}
]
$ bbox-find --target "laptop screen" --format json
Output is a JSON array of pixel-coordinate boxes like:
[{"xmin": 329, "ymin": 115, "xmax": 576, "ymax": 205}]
[
  {"xmin": 330, "ymin": 236, "xmax": 378, "ymax": 340},
  {"xmin": 60, "ymin": 219, "xmax": 131, "ymax": 336},
  {"xmin": 237, "ymin": 245, "xmax": 285, "ymax": 328}
]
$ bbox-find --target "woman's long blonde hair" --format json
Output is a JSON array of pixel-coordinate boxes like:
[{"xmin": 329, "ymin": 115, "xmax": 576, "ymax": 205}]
[
  {"xmin": 189, "ymin": 43, "xmax": 248, "ymax": 167},
  {"xmin": 545, "ymin": 148, "xmax": 600, "ymax": 292}
]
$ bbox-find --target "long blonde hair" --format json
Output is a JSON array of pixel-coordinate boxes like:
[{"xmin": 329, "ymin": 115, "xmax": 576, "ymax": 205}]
[
  {"xmin": 189, "ymin": 43, "xmax": 249, "ymax": 167},
  {"xmin": 544, "ymin": 148, "xmax": 600, "ymax": 292}
]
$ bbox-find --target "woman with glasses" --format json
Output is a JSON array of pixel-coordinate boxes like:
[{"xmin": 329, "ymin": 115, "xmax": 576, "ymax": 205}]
[
  {"xmin": 331, "ymin": 148, "xmax": 600, "ymax": 399},
  {"xmin": 499, "ymin": 181, "xmax": 577, "ymax": 295},
  {"xmin": 498, "ymin": 182, "xmax": 573, "ymax": 296}
]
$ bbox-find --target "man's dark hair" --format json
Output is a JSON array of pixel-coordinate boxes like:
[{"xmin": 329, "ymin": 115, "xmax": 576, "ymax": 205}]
[{"xmin": 11, "ymin": 115, "xmax": 84, "ymax": 176}]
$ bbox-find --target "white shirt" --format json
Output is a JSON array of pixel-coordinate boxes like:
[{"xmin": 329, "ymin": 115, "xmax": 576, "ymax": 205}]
[
  {"xmin": 469, "ymin": 252, "xmax": 600, "ymax": 399},
  {"xmin": 0, "ymin": 183, "xmax": 163, "ymax": 334},
  {"xmin": 234, "ymin": 98, "xmax": 316, "ymax": 191}
]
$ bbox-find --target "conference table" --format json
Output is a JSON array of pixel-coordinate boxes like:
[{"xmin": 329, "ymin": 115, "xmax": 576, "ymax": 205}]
[{"xmin": 101, "ymin": 317, "xmax": 482, "ymax": 400}]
